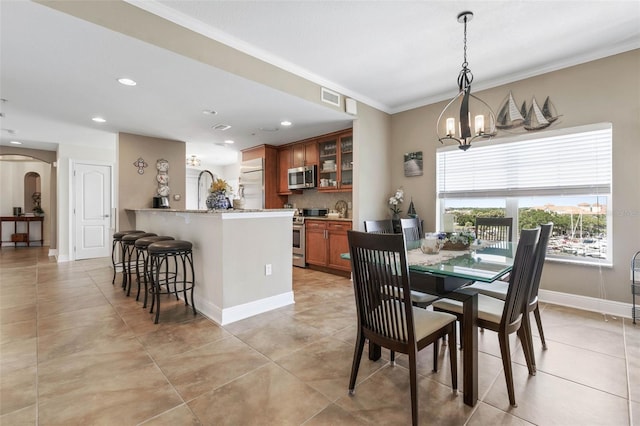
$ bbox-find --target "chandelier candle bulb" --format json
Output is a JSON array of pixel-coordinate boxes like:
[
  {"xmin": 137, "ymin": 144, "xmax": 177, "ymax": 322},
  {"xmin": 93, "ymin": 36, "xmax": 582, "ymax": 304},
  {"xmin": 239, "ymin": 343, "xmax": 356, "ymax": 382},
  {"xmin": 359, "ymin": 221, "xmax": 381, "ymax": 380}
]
[
  {"xmin": 475, "ymin": 115, "xmax": 484, "ymax": 134},
  {"xmin": 446, "ymin": 118, "xmax": 456, "ymax": 136}
]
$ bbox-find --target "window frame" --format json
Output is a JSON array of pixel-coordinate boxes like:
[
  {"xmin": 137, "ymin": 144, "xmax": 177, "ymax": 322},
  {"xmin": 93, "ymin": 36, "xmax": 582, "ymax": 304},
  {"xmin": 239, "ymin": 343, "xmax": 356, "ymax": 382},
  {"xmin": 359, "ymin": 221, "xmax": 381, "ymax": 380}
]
[{"xmin": 436, "ymin": 123, "xmax": 613, "ymax": 266}]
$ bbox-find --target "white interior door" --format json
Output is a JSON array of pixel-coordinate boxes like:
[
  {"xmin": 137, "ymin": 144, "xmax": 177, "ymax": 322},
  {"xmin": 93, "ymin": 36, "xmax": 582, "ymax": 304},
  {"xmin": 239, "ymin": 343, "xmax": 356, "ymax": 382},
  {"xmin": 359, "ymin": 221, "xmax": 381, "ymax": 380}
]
[{"xmin": 74, "ymin": 163, "xmax": 112, "ymax": 260}]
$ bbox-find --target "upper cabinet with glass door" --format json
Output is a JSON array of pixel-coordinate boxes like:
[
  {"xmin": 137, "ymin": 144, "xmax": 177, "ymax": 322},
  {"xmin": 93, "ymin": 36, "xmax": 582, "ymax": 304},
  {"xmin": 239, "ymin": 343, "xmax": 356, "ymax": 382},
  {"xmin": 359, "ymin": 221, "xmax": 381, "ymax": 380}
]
[{"xmin": 318, "ymin": 130, "xmax": 352, "ymax": 192}]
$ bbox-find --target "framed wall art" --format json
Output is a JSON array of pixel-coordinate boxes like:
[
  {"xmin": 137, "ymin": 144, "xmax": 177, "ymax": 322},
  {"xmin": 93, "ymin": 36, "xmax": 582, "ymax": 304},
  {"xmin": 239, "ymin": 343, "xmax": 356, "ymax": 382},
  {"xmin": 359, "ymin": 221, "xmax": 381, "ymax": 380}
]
[{"xmin": 404, "ymin": 151, "xmax": 423, "ymax": 177}]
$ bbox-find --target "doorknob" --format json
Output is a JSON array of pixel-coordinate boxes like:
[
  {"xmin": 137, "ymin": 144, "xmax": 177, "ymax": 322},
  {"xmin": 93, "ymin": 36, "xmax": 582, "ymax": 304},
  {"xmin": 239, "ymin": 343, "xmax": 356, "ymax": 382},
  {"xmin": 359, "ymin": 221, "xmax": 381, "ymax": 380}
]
[{"xmin": 104, "ymin": 214, "xmax": 110, "ymax": 218}]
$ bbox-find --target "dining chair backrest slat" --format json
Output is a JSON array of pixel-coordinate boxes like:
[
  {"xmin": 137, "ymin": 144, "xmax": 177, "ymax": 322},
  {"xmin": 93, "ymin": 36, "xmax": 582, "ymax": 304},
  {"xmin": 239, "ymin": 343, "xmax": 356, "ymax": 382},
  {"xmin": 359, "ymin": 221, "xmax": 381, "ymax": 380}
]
[
  {"xmin": 502, "ymin": 228, "xmax": 539, "ymax": 327},
  {"xmin": 348, "ymin": 231, "xmax": 414, "ymax": 345},
  {"xmin": 400, "ymin": 217, "xmax": 422, "ymax": 243},
  {"xmin": 364, "ymin": 219, "xmax": 395, "ymax": 234},
  {"xmin": 476, "ymin": 217, "xmax": 513, "ymax": 242}
]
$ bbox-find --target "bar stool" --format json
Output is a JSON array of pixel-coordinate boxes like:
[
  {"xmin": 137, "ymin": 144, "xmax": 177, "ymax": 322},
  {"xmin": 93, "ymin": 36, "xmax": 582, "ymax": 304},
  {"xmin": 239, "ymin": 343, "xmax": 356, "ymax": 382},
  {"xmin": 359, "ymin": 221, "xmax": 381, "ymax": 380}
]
[
  {"xmin": 111, "ymin": 230, "xmax": 144, "ymax": 284},
  {"xmin": 121, "ymin": 232, "xmax": 157, "ymax": 294},
  {"xmin": 134, "ymin": 235, "xmax": 175, "ymax": 308},
  {"xmin": 148, "ymin": 240, "xmax": 196, "ymax": 324}
]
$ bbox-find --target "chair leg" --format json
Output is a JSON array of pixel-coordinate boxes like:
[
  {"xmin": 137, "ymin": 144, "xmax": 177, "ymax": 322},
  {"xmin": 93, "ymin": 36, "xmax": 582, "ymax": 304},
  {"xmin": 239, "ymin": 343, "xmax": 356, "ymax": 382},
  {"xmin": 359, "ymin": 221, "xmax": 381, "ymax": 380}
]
[
  {"xmin": 111, "ymin": 240, "xmax": 118, "ymax": 285},
  {"xmin": 348, "ymin": 332, "xmax": 366, "ymax": 394},
  {"xmin": 408, "ymin": 348, "xmax": 419, "ymax": 426},
  {"xmin": 390, "ymin": 350, "xmax": 395, "ymax": 365},
  {"xmin": 533, "ymin": 305, "xmax": 547, "ymax": 350},
  {"xmin": 517, "ymin": 321, "xmax": 536, "ymax": 376},
  {"xmin": 498, "ymin": 332, "xmax": 517, "ymax": 407}
]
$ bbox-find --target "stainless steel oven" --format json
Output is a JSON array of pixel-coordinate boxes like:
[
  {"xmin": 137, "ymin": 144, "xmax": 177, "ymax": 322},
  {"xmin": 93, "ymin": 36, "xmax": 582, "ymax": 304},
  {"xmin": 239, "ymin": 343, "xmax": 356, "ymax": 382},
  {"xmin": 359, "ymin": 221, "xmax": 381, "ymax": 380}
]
[{"xmin": 292, "ymin": 216, "xmax": 306, "ymax": 268}]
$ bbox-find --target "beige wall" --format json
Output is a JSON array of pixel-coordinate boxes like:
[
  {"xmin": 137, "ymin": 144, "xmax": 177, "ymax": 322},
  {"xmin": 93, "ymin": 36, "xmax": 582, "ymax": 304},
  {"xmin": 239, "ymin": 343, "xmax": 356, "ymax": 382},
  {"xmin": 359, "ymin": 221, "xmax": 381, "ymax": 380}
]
[
  {"xmin": 352, "ymin": 102, "xmax": 393, "ymax": 231},
  {"xmin": 118, "ymin": 133, "xmax": 186, "ymax": 231},
  {"xmin": 390, "ymin": 49, "xmax": 640, "ymax": 303}
]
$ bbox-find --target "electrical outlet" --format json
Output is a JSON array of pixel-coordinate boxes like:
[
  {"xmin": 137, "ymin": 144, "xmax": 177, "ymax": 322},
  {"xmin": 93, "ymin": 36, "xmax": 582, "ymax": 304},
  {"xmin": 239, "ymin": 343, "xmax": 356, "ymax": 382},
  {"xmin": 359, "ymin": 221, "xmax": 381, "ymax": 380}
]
[{"xmin": 265, "ymin": 264, "xmax": 272, "ymax": 276}]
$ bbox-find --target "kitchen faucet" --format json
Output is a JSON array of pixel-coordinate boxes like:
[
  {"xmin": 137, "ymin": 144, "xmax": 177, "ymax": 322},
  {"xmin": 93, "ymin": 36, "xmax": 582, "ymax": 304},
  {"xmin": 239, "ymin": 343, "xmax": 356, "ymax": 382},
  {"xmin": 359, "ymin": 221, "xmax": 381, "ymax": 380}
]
[{"xmin": 197, "ymin": 170, "xmax": 215, "ymax": 210}]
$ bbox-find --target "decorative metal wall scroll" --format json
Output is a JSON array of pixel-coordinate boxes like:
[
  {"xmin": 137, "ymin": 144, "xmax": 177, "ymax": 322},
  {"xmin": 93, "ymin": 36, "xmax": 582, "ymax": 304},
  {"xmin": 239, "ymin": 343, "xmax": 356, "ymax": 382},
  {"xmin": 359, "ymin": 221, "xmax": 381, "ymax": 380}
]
[{"xmin": 133, "ymin": 157, "xmax": 148, "ymax": 175}]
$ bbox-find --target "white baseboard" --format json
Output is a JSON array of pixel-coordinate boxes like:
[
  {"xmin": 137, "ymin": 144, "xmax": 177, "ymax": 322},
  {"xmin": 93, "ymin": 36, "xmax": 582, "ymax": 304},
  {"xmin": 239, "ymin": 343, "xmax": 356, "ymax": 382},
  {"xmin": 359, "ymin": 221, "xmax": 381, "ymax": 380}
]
[
  {"xmin": 220, "ymin": 291, "xmax": 295, "ymax": 325},
  {"xmin": 56, "ymin": 254, "xmax": 70, "ymax": 262},
  {"xmin": 539, "ymin": 289, "xmax": 632, "ymax": 319},
  {"xmin": 48, "ymin": 249, "xmax": 57, "ymax": 258}
]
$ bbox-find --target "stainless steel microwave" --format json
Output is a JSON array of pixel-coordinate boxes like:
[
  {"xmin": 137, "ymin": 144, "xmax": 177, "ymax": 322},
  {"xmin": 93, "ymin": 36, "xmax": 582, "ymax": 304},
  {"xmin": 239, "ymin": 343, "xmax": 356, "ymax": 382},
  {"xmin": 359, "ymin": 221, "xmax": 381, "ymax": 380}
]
[{"xmin": 288, "ymin": 165, "xmax": 316, "ymax": 190}]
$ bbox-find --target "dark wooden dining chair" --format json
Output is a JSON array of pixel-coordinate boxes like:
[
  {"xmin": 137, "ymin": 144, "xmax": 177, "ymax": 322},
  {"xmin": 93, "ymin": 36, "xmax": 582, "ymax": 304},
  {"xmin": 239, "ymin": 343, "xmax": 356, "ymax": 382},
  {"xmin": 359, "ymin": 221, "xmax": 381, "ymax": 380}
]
[
  {"xmin": 367, "ymin": 218, "xmax": 437, "ymax": 308},
  {"xmin": 363, "ymin": 219, "xmax": 395, "ymax": 234},
  {"xmin": 432, "ymin": 227, "xmax": 540, "ymax": 407},
  {"xmin": 475, "ymin": 217, "xmax": 513, "ymax": 242},
  {"xmin": 347, "ymin": 231, "xmax": 458, "ymax": 425},
  {"xmin": 465, "ymin": 223, "xmax": 553, "ymax": 366},
  {"xmin": 400, "ymin": 217, "xmax": 423, "ymax": 242}
]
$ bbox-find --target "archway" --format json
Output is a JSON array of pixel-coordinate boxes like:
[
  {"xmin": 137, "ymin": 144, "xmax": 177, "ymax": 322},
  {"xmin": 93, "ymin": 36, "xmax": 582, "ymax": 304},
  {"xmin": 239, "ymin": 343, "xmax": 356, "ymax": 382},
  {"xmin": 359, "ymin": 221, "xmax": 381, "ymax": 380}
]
[{"xmin": 24, "ymin": 172, "xmax": 42, "ymax": 215}]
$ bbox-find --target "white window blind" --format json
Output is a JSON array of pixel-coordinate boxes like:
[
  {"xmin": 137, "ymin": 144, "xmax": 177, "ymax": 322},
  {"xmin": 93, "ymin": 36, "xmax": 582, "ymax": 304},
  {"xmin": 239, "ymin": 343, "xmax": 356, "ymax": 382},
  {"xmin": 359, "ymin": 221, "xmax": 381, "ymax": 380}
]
[{"xmin": 437, "ymin": 123, "xmax": 612, "ymax": 198}]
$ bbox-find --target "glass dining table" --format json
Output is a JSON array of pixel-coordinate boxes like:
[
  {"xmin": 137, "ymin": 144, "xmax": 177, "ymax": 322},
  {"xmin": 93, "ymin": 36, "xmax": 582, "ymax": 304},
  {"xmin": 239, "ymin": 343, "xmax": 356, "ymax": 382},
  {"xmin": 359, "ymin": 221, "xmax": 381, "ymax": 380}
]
[{"xmin": 343, "ymin": 240, "xmax": 515, "ymax": 407}]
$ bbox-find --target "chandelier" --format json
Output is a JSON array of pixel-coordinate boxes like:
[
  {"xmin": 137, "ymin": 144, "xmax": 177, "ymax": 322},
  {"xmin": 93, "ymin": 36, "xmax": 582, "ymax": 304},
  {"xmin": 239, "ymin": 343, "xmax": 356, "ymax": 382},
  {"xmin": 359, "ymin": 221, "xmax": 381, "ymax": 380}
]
[
  {"xmin": 437, "ymin": 11, "xmax": 496, "ymax": 151},
  {"xmin": 186, "ymin": 155, "xmax": 201, "ymax": 167}
]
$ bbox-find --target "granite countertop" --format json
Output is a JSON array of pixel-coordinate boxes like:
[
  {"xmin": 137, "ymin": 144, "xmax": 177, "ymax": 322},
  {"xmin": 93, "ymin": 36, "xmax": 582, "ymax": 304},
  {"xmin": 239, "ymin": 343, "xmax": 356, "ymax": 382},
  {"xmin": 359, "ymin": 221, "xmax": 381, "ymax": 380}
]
[{"xmin": 302, "ymin": 216, "xmax": 352, "ymax": 222}]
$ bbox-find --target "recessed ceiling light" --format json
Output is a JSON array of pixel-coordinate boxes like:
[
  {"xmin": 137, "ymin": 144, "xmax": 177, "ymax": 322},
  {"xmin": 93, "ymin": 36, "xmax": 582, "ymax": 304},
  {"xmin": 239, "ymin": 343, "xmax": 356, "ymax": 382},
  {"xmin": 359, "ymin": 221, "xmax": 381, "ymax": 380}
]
[
  {"xmin": 280, "ymin": 121, "xmax": 292, "ymax": 126},
  {"xmin": 117, "ymin": 77, "xmax": 137, "ymax": 86},
  {"xmin": 92, "ymin": 117, "xmax": 106, "ymax": 123},
  {"xmin": 212, "ymin": 124, "xmax": 231, "ymax": 131},
  {"xmin": 202, "ymin": 109, "xmax": 217, "ymax": 115},
  {"xmin": 224, "ymin": 140, "xmax": 234, "ymax": 144},
  {"xmin": 9, "ymin": 140, "xmax": 22, "ymax": 145}
]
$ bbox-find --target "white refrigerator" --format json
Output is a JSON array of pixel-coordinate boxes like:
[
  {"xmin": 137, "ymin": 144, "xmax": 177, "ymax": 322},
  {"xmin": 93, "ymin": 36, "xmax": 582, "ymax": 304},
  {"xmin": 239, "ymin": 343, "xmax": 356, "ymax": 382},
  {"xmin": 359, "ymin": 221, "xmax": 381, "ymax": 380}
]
[{"xmin": 239, "ymin": 158, "xmax": 264, "ymax": 210}]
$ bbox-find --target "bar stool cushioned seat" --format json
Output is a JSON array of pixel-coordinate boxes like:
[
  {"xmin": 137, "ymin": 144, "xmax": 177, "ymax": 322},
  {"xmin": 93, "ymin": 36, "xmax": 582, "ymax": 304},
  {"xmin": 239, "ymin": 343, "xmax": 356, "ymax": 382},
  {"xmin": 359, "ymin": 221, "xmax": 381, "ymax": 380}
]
[
  {"xmin": 111, "ymin": 230, "xmax": 145, "ymax": 284},
  {"xmin": 134, "ymin": 235, "xmax": 175, "ymax": 307},
  {"xmin": 121, "ymin": 232, "xmax": 157, "ymax": 294},
  {"xmin": 148, "ymin": 240, "xmax": 196, "ymax": 324}
]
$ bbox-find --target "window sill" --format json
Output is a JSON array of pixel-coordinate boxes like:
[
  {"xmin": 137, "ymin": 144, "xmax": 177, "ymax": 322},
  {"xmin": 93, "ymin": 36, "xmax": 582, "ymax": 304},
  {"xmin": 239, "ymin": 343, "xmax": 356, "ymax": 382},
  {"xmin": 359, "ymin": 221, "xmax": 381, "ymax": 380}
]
[{"xmin": 546, "ymin": 256, "xmax": 613, "ymax": 268}]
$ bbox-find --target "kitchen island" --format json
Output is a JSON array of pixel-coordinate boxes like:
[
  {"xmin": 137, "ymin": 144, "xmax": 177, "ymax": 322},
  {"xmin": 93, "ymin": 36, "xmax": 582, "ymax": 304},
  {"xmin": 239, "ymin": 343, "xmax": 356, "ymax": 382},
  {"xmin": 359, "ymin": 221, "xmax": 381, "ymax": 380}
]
[{"xmin": 130, "ymin": 208, "xmax": 294, "ymax": 325}]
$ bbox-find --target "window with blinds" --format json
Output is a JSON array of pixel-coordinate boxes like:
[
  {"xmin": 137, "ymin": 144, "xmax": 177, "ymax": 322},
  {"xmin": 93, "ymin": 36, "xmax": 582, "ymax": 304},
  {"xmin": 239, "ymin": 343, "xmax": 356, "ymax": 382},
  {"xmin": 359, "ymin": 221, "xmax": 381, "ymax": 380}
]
[{"xmin": 436, "ymin": 123, "xmax": 612, "ymax": 264}]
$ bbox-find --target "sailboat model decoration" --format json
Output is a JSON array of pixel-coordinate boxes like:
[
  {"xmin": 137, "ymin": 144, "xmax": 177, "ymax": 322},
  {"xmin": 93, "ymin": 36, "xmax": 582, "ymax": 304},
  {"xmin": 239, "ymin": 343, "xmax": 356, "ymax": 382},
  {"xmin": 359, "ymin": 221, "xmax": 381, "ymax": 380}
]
[
  {"xmin": 495, "ymin": 92, "xmax": 560, "ymax": 132},
  {"xmin": 496, "ymin": 91, "xmax": 525, "ymax": 130}
]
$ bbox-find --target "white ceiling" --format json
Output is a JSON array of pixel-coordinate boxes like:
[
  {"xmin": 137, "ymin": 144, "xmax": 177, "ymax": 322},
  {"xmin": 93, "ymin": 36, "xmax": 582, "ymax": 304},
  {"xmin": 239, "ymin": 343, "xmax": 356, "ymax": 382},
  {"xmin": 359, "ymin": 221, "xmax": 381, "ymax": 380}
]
[{"xmin": 2, "ymin": 1, "xmax": 639, "ymax": 165}]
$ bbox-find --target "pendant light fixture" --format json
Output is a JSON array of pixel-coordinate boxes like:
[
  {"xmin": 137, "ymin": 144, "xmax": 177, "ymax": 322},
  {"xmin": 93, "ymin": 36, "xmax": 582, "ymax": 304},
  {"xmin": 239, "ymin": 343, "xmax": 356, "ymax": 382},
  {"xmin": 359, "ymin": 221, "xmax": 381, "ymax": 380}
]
[
  {"xmin": 186, "ymin": 155, "xmax": 201, "ymax": 167},
  {"xmin": 437, "ymin": 11, "xmax": 496, "ymax": 151}
]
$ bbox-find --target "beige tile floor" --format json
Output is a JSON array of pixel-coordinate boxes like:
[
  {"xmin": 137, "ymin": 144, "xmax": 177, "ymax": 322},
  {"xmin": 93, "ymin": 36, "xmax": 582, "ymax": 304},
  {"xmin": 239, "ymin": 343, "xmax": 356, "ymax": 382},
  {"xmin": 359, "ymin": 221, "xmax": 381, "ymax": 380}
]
[{"xmin": 1, "ymin": 246, "xmax": 638, "ymax": 425}]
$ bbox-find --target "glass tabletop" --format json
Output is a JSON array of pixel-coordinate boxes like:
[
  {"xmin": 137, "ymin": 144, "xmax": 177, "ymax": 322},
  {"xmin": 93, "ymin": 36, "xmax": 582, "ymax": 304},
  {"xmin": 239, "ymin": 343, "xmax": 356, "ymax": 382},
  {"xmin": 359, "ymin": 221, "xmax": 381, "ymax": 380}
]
[{"xmin": 406, "ymin": 240, "xmax": 515, "ymax": 283}]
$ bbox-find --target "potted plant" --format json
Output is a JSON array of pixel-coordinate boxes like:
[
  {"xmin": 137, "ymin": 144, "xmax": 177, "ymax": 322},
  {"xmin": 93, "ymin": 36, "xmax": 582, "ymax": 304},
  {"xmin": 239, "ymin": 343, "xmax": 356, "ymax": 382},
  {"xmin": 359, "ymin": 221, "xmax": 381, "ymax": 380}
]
[
  {"xmin": 439, "ymin": 230, "xmax": 475, "ymax": 250},
  {"xmin": 206, "ymin": 178, "xmax": 233, "ymax": 210}
]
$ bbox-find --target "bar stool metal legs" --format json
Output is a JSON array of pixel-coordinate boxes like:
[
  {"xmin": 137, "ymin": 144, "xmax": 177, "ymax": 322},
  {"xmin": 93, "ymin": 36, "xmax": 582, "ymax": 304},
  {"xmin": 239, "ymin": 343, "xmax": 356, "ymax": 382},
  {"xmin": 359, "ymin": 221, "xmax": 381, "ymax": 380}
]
[
  {"xmin": 111, "ymin": 230, "xmax": 144, "ymax": 285},
  {"xmin": 148, "ymin": 240, "xmax": 196, "ymax": 324},
  {"xmin": 133, "ymin": 236, "xmax": 175, "ymax": 308},
  {"xmin": 121, "ymin": 232, "xmax": 156, "ymax": 295}
]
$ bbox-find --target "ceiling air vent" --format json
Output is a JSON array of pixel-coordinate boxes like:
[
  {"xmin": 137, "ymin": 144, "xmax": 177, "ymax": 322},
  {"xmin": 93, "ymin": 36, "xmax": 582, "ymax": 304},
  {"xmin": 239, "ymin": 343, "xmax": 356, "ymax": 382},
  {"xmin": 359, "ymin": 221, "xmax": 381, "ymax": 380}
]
[
  {"xmin": 321, "ymin": 87, "xmax": 341, "ymax": 107},
  {"xmin": 212, "ymin": 124, "xmax": 231, "ymax": 131}
]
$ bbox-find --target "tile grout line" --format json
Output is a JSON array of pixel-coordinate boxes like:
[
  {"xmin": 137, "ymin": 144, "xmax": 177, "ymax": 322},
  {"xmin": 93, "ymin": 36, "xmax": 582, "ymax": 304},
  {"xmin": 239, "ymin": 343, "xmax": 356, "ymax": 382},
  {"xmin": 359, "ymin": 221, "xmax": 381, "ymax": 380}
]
[{"xmin": 102, "ymin": 268, "xmax": 206, "ymax": 425}]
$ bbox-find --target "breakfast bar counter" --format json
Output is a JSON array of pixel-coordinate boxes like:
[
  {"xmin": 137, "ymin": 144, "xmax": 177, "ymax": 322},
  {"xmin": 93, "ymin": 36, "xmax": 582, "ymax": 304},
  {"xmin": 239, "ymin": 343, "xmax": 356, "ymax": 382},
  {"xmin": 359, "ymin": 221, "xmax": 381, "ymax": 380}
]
[{"xmin": 129, "ymin": 208, "xmax": 294, "ymax": 325}]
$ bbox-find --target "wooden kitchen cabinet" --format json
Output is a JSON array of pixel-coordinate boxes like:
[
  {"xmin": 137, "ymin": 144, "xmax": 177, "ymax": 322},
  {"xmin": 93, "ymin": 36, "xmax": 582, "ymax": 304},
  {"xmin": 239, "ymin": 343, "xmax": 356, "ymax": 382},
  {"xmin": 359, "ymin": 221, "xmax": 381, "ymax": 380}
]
[
  {"xmin": 318, "ymin": 130, "xmax": 352, "ymax": 192},
  {"xmin": 305, "ymin": 220, "xmax": 352, "ymax": 273},
  {"xmin": 277, "ymin": 146, "xmax": 292, "ymax": 194},
  {"xmin": 292, "ymin": 141, "xmax": 318, "ymax": 167}
]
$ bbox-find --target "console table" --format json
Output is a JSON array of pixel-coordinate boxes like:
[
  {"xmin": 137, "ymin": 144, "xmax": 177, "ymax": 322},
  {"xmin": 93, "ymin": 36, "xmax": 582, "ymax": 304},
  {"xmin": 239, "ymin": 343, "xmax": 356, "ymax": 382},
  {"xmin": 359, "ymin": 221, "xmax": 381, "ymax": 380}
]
[{"xmin": 0, "ymin": 216, "xmax": 44, "ymax": 247}]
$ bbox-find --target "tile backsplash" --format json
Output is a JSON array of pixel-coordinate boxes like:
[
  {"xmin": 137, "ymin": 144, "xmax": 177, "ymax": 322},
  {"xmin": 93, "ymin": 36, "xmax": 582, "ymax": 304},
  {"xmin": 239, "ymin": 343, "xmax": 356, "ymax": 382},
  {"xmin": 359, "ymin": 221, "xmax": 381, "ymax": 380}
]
[{"xmin": 288, "ymin": 190, "xmax": 353, "ymax": 217}]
